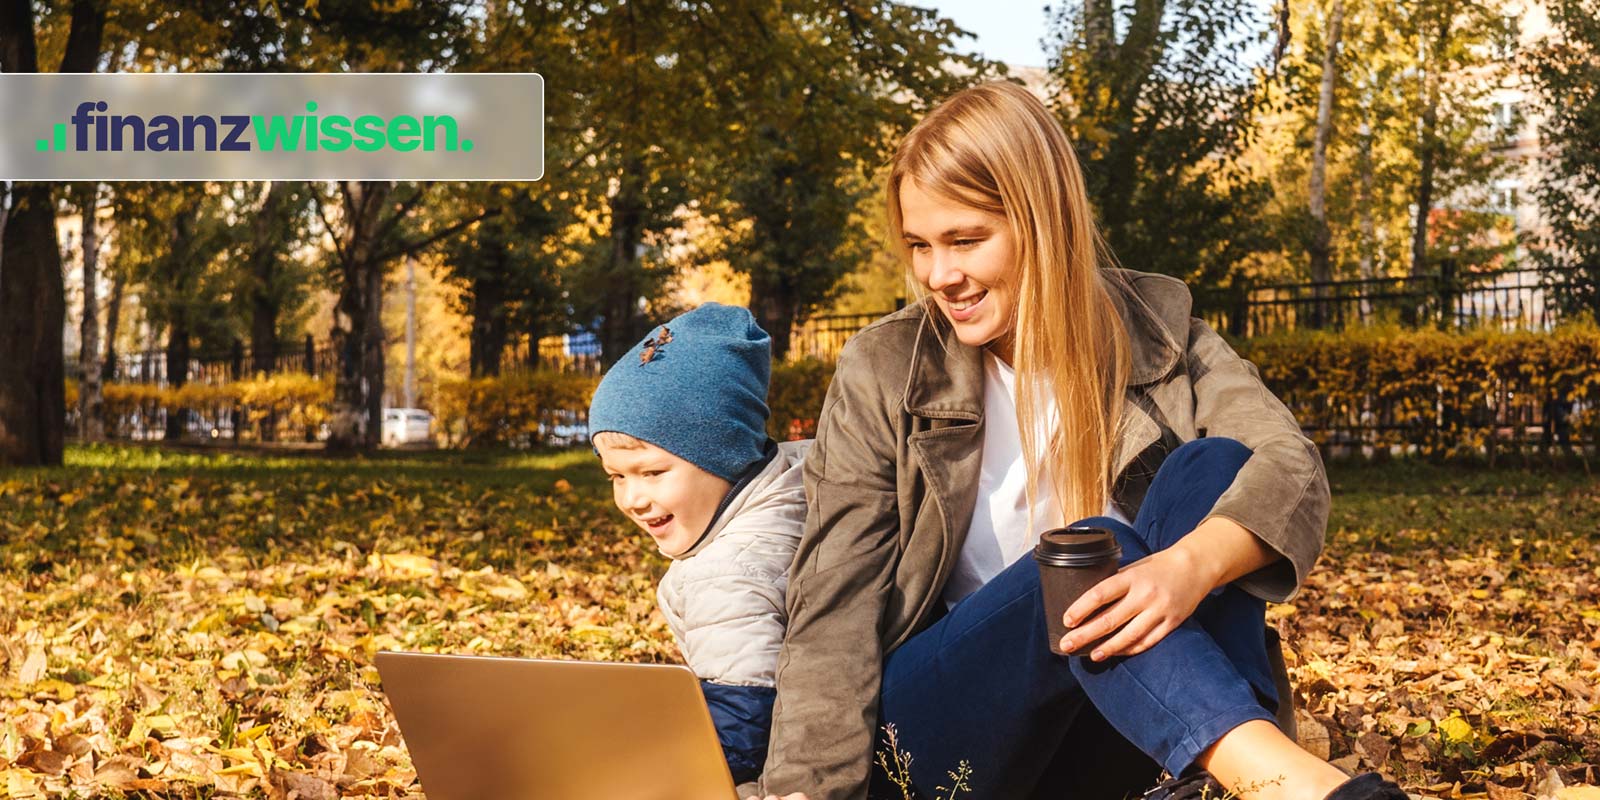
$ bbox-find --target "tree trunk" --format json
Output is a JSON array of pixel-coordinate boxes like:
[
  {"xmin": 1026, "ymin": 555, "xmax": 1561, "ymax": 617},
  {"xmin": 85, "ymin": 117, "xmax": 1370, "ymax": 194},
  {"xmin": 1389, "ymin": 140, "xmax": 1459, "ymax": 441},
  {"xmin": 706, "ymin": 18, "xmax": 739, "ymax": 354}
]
[
  {"xmin": 163, "ymin": 314, "xmax": 190, "ymax": 441},
  {"xmin": 748, "ymin": 280, "xmax": 797, "ymax": 362},
  {"xmin": 249, "ymin": 182, "xmax": 290, "ymax": 441},
  {"xmin": 0, "ymin": 181, "xmax": 9, "ymax": 265},
  {"xmin": 326, "ymin": 181, "xmax": 392, "ymax": 451},
  {"xmin": 1308, "ymin": 0, "xmax": 1344, "ymax": 328},
  {"xmin": 599, "ymin": 160, "xmax": 647, "ymax": 367},
  {"xmin": 1357, "ymin": 116, "xmax": 1377, "ymax": 320},
  {"xmin": 1411, "ymin": 88, "xmax": 1438, "ymax": 281},
  {"xmin": 1410, "ymin": 8, "xmax": 1451, "ymax": 281},
  {"xmin": 469, "ymin": 266, "xmax": 509, "ymax": 377},
  {"xmin": 0, "ymin": 183, "xmax": 67, "ymax": 465},
  {"xmin": 0, "ymin": 0, "xmax": 108, "ymax": 465},
  {"xmin": 404, "ymin": 254, "xmax": 417, "ymax": 408},
  {"xmin": 249, "ymin": 181, "xmax": 290, "ymax": 375},
  {"xmin": 102, "ymin": 267, "xmax": 124, "ymax": 382},
  {"xmin": 78, "ymin": 183, "xmax": 104, "ymax": 441}
]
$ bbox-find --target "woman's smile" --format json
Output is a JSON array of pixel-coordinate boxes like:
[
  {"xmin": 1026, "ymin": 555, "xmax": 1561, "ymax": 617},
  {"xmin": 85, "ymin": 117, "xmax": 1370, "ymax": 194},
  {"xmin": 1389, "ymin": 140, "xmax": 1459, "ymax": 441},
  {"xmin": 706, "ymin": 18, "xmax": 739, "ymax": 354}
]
[{"xmin": 944, "ymin": 290, "xmax": 989, "ymax": 321}]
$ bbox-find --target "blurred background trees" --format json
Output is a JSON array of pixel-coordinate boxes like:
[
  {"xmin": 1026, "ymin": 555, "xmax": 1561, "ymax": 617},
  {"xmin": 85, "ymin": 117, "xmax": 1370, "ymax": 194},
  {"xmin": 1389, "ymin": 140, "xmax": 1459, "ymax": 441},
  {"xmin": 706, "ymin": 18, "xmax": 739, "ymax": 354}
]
[{"xmin": 1, "ymin": 0, "xmax": 1587, "ymax": 462}]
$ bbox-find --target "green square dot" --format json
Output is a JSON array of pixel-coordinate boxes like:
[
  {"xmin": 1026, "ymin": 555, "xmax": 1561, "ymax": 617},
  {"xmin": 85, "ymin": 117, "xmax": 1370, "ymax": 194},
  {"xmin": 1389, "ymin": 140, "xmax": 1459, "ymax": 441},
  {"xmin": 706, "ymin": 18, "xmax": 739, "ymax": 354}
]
[{"xmin": 35, "ymin": 138, "xmax": 48, "ymax": 151}]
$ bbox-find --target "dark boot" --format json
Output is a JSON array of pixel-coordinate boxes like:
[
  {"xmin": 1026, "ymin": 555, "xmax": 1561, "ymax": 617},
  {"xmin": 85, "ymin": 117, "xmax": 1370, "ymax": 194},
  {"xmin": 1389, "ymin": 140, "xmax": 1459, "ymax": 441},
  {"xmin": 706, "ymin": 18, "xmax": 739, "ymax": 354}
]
[{"xmin": 1324, "ymin": 773, "xmax": 1409, "ymax": 800}]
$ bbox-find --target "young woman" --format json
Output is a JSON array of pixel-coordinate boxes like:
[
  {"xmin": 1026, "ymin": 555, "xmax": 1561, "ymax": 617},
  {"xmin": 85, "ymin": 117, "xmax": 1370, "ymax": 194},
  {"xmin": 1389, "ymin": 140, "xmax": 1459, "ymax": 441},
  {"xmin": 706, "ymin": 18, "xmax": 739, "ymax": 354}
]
[{"xmin": 746, "ymin": 82, "xmax": 1407, "ymax": 800}]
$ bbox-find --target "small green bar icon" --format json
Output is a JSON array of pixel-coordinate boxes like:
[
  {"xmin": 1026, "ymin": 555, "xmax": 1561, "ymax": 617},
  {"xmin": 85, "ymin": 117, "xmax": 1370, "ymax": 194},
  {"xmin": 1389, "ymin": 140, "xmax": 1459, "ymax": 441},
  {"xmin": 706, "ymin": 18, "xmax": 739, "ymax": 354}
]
[{"xmin": 53, "ymin": 123, "xmax": 66, "ymax": 151}]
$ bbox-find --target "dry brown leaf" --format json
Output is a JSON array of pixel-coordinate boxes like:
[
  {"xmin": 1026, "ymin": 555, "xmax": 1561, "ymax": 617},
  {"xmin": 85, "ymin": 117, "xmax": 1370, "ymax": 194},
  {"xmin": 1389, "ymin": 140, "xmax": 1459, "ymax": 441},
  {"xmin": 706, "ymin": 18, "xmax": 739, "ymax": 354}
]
[
  {"xmin": 271, "ymin": 768, "xmax": 339, "ymax": 800},
  {"xmin": 1297, "ymin": 710, "xmax": 1332, "ymax": 760},
  {"xmin": 18, "ymin": 646, "xmax": 46, "ymax": 684},
  {"xmin": 1489, "ymin": 783, "xmax": 1531, "ymax": 800},
  {"xmin": 15, "ymin": 748, "xmax": 70, "ymax": 776},
  {"xmin": 93, "ymin": 755, "xmax": 142, "ymax": 788}
]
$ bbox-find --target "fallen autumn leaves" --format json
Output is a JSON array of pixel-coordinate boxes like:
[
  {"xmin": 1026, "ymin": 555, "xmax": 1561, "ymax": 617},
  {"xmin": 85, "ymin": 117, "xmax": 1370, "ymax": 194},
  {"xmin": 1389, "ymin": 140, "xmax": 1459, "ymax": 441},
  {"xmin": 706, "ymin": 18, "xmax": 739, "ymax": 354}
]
[{"xmin": 0, "ymin": 445, "xmax": 1596, "ymax": 798}]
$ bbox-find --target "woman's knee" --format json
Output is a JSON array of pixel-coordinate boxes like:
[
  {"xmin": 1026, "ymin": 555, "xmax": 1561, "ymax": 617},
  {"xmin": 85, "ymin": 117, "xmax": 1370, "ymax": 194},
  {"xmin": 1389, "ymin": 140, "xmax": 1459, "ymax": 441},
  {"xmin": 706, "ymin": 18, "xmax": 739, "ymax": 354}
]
[
  {"xmin": 1162, "ymin": 437, "xmax": 1252, "ymax": 481},
  {"xmin": 1130, "ymin": 438, "xmax": 1254, "ymax": 552}
]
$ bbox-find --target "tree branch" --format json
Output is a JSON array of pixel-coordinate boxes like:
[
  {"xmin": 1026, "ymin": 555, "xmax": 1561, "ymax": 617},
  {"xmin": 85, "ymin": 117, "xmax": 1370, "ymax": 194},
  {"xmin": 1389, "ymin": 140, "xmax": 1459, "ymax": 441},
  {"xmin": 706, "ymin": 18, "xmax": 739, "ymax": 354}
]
[
  {"xmin": 372, "ymin": 206, "xmax": 501, "ymax": 264},
  {"xmin": 312, "ymin": 190, "xmax": 348, "ymax": 269}
]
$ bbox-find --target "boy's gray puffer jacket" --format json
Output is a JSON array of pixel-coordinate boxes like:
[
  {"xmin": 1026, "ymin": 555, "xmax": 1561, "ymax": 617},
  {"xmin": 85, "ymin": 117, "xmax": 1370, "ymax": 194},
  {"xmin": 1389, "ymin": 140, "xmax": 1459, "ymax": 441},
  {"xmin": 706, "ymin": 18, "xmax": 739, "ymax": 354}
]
[{"xmin": 656, "ymin": 438, "xmax": 812, "ymax": 687}]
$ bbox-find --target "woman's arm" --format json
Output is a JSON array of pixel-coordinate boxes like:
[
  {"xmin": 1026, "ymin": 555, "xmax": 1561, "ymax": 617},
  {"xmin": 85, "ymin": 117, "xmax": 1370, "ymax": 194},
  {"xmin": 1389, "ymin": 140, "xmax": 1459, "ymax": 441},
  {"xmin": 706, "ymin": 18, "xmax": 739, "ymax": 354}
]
[
  {"xmin": 759, "ymin": 340, "xmax": 906, "ymax": 800},
  {"xmin": 1181, "ymin": 318, "xmax": 1331, "ymax": 601},
  {"xmin": 1059, "ymin": 317, "xmax": 1330, "ymax": 660}
]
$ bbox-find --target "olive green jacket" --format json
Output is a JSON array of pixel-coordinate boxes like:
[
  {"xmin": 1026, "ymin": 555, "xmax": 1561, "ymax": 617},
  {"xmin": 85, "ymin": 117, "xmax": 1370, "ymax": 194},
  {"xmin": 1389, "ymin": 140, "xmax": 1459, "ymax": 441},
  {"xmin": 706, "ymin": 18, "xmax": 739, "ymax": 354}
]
[{"xmin": 758, "ymin": 269, "xmax": 1329, "ymax": 800}]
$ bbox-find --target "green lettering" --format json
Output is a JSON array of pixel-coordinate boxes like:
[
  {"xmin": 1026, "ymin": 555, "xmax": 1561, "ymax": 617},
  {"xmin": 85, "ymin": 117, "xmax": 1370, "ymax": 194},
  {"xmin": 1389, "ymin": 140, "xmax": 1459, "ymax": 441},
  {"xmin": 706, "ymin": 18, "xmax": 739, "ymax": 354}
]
[
  {"xmin": 422, "ymin": 115, "xmax": 459, "ymax": 151},
  {"xmin": 320, "ymin": 115, "xmax": 353, "ymax": 152},
  {"xmin": 388, "ymin": 115, "xmax": 420, "ymax": 152},
  {"xmin": 251, "ymin": 114, "xmax": 305, "ymax": 151},
  {"xmin": 353, "ymin": 115, "xmax": 385, "ymax": 152}
]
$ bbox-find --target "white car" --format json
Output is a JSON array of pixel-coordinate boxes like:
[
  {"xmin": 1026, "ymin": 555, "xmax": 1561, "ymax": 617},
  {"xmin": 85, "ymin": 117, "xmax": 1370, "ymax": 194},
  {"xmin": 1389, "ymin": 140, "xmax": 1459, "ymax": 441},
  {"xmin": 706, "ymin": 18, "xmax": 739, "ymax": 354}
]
[{"xmin": 382, "ymin": 408, "xmax": 434, "ymax": 447}]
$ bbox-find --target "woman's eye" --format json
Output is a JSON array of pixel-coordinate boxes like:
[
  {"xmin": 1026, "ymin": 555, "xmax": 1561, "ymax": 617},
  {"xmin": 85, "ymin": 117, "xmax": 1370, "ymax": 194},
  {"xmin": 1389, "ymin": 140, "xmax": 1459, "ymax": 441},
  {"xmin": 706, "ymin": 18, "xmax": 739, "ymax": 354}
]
[
  {"xmin": 908, "ymin": 242, "xmax": 929, "ymax": 253},
  {"xmin": 954, "ymin": 239, "xmax": 979, "ymax": 249}
]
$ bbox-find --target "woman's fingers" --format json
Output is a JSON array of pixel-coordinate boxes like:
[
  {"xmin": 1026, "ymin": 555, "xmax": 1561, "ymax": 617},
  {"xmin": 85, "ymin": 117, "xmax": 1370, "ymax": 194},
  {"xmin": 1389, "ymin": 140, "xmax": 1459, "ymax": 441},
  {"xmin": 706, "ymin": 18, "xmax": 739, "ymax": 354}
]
[
  {"xmin": 1060, "ymin": 588, "xmax": 1140, "ymax": 653},
  {"xmin": 1089, "ymin": 609, "xmax": 1161, "ymax": 660},
  {"xmin": 1063, "ymin": 572, "xmax": 1128, "ymax": 627}
]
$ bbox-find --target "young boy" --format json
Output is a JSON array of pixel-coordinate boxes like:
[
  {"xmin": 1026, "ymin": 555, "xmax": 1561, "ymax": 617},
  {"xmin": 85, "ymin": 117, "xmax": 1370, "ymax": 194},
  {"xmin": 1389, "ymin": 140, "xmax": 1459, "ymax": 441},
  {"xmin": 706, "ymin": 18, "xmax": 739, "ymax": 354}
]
[{"xmin": 586, "ymin": 303, "xmax": 811, "ymax": 787}]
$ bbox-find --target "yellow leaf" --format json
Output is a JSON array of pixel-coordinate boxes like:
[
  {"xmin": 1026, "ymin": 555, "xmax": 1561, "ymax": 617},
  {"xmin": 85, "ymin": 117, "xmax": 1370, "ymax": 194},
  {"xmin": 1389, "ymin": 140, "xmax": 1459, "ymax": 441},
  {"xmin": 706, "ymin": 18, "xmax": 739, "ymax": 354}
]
[
  {"xmin": 1437, "ymin": 715, "xmax": 1475, "ymax": 743},
  {"xmin": 460, "ymin": 568, "xmax": 529, "ymax": 601},
  {"xmin": 570, "ymin": 624, "xmax": 612, "ymax": 640},
  {"xmin": 143, "ymin": 714, "xmax": 178, "ymax": 737},
  {"xmin": 369, "ymin": 553, "xmax": 440, "ymax": 580},
  {"xmin": 1556, "ymin": 787, "xmax": 1600, "ymax": 800}
]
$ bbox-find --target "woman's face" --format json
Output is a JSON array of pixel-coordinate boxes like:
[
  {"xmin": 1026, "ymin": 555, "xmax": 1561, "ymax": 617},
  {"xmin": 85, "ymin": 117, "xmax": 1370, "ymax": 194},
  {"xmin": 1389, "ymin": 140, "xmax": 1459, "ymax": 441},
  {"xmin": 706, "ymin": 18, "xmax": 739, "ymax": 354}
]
[{"xmin": 898, "ymin": 177, "xmax": 1019, "ymax": 362}]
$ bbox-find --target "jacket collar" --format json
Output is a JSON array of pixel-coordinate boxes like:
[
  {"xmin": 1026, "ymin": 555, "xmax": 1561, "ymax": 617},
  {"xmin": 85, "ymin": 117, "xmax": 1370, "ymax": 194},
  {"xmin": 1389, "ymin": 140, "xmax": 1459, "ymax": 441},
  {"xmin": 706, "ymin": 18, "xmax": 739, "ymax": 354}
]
[
  {"xmin": 902, "ymin": 269, "xmax": 1190, "ymax": 419},
  {"xmin": 668, "ymin": 438, "xmax": 779, "ymax": 561}
]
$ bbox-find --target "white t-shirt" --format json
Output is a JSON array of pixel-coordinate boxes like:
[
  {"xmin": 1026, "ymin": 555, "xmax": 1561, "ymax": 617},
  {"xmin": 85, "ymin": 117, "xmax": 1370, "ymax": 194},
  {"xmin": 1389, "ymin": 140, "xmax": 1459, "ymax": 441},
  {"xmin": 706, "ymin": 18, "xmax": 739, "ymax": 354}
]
[{"xmin": 941, "ymin": 352, "xmax": 1132, "ymax": 609}]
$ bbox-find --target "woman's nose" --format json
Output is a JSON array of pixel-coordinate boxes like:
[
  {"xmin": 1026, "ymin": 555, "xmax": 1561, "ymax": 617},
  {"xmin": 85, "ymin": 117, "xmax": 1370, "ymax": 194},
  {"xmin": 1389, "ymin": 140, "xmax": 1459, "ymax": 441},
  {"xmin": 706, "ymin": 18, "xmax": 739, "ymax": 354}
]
[{"xmin": 925, "ymin": 248, "xmax": 964, "ymax": 292}]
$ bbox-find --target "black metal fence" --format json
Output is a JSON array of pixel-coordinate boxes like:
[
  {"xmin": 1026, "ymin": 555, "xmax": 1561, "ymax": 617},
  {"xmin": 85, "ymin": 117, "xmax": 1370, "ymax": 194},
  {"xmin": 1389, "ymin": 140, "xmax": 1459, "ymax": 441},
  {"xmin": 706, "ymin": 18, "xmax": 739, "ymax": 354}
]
[
  {"xmin": 102, "ymin": 334, "xmax": 339, "ymax": 385},
  {"xmin": 1194, "ymin": 264, "xmax": 1597, "ymax": 338},
  {"xmin": 789, "ymin": 312, "xmax": 893, "ymax": 362}
]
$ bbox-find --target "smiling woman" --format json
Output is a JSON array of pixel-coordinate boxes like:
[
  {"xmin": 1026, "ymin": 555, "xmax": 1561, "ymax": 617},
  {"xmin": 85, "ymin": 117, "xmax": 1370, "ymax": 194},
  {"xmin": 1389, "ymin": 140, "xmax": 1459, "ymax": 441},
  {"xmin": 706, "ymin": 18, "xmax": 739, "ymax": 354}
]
[{"xmin": 753, "ymin": 81, "xmax": 1409, "ymax": 800}]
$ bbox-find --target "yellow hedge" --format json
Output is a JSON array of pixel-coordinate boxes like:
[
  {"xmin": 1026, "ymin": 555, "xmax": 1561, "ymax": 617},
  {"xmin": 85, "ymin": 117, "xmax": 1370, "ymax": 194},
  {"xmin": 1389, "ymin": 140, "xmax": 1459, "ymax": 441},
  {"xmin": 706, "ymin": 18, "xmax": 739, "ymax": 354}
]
[
  {"xmin": 96, "ymin": 374, "xmax": 334, "ymax": 439},
  {"xmin": 769, "ymin": 358, "xmax": 835, "ymax": 441},
  {"xmin": 435, "ymin": 371, "xmax": 599, "ymax": 447},
  {"xmin": 1238, "ymin": 321, "xmax": 1600, "ymax": 457}
]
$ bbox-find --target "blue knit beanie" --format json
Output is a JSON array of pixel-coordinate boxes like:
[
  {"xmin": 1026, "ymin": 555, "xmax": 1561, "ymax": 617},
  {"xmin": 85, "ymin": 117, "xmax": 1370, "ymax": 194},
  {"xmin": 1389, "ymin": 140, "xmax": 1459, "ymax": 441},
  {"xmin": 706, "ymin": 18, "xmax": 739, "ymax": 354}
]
[{"xmin": 587, "ymin": 304, "xmax": 772, "ymax": 481}]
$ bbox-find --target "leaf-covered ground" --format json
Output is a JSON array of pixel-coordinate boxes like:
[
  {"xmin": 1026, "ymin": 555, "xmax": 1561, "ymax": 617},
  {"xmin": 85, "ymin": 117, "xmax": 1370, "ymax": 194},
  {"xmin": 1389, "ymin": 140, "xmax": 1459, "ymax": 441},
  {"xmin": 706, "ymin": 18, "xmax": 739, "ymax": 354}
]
[{"xmin": 0, "ymin": 445, "xmax": 1596, "ymax": 799}]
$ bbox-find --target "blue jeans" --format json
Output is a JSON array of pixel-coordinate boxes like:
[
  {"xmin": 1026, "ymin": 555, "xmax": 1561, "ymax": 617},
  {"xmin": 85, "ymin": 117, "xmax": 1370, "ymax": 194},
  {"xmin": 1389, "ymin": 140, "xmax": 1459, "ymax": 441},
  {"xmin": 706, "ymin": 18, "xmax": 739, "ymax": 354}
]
[{"xmin": 871, "ymin": 438, "xmax": 1281, "ymax": 800}]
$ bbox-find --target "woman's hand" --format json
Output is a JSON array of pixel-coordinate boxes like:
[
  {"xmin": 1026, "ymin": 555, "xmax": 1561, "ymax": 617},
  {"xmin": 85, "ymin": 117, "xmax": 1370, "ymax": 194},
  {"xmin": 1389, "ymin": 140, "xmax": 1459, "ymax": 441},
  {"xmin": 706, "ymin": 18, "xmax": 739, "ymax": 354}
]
[
  {"xmin": 1059, "ymin": 516, "xmax": 1278, "ymax": 661},
  {"xmin": 1059, "ymin": 545, "xmax": 1214, "ymax": 660}
]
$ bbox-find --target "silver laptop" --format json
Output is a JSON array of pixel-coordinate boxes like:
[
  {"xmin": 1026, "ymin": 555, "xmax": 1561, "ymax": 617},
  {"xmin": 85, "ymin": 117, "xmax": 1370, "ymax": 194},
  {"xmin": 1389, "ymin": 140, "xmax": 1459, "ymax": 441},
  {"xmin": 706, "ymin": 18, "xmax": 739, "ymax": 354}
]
[{"xmin": 376, "ymin": 651, "xmax": 739, "ymax": 800}]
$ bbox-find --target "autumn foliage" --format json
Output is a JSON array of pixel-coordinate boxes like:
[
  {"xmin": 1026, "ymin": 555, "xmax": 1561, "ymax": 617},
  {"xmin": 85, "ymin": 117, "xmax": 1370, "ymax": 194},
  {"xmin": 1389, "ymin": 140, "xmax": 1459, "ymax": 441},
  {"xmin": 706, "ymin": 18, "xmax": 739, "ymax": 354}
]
[{"xmin": 0, "ymin": 447, "xmax": 1596, "ymax": 798}]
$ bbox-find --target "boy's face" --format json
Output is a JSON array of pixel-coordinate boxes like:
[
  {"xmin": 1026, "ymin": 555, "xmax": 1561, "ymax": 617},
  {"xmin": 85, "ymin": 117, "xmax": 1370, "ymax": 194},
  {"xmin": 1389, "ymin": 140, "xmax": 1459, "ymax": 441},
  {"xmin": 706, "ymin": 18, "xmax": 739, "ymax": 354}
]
[{"xmin": 595, "ymin": 437, "xmax": 733, "ymax": 557}]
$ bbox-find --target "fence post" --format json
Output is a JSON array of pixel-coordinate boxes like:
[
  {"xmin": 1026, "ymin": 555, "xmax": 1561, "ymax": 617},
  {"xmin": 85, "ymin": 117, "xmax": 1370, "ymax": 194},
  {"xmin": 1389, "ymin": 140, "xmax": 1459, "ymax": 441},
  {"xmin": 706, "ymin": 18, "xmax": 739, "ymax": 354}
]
[
  {"xmin": 304, "ymin": 334, "xmax": 316, "ymax": 377},
  {"xmin": 230, "ymin": 339, "xmax": 244, "ymax": 443},
  {"xmin": 1230, "ymin": 285, "xmax": 1249, "ymax": 339},
  {"xmin": 1437, "ymin": 259, "xmax": 1457, "ymax": 331}
]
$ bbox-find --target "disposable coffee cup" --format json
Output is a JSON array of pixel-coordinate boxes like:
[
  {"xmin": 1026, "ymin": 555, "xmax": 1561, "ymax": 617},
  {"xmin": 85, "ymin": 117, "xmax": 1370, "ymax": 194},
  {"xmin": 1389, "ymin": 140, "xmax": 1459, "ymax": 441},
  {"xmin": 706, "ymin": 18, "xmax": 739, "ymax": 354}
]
[{"xmin": 1034, "ymin": 526, "xmax": 1122, "ymax": 656}]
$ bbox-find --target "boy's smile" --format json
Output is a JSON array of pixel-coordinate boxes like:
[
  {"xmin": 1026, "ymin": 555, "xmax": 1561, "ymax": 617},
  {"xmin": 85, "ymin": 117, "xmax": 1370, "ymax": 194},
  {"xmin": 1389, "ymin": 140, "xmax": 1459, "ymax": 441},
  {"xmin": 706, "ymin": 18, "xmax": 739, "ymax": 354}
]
[{"xmin": 595, "ymin": 436, "xmax": 734, "ymax": 557}]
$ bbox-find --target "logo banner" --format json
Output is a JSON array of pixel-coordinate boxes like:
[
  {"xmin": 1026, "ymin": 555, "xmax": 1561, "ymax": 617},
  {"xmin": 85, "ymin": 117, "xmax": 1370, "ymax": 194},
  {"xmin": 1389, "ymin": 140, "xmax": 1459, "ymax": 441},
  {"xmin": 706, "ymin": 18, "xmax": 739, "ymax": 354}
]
[{"xmin": 0, "ymin": 73, "xmax": 543, "ymax": 180}]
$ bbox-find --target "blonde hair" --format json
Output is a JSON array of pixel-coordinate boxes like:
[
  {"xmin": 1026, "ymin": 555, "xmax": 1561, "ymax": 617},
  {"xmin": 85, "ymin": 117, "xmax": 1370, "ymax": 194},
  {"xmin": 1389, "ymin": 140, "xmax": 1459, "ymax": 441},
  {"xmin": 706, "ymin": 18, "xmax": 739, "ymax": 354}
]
[{"xmin": 886, "ymin": 81, "xmax": 1133, "ymax": 527}]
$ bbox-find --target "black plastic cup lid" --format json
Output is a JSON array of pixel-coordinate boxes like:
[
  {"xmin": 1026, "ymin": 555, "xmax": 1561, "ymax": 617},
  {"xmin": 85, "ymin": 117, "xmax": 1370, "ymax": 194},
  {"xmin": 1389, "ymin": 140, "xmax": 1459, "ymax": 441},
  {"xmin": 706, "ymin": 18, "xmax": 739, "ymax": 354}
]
[{"xmin": 1035, "ymin": 527, "xmax": 1120, "ymax": 560}]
